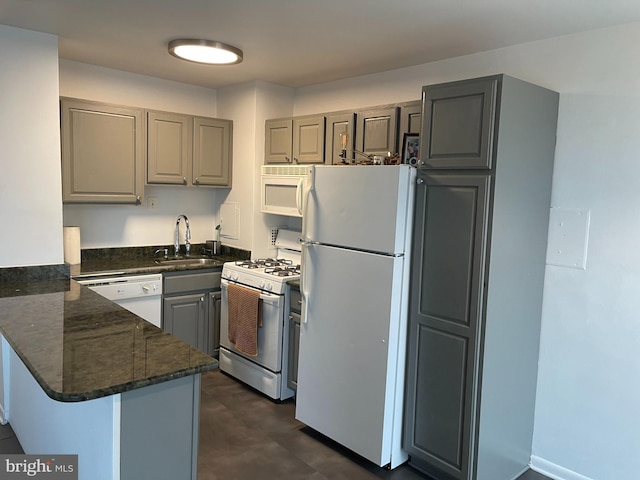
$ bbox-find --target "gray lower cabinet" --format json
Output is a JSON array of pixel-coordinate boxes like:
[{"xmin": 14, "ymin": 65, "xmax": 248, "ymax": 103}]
[
  {"xmin": 287, "ymin": 286, "xmax": 302, "ymax": 391},
  {"xmin": 163, "ymin": 293, "xmax": 208, "ymax": 353},
  {"xmin": 404, "ymin": 75, "xmax": 559, "ymax": 480},
  {"xmin": 60, "ymin": 97, "xmax": 145, "ymax": 204},
  {"xmin": 208, "ymin": 290, "xmax": 221, "ymax": 357},
  {"xmin": 162, "ymin": 270, "xmax": 221, "ymax": 355}
]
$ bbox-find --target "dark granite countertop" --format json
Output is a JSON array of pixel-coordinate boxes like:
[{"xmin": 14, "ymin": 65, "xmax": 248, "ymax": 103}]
[
  {"xmin": 69, "ymin": 244, "xmax": 251, "ymax": 278},
  {"xmin": 0, "ymin": 278, "xmax": 219, "ymax": 402}
]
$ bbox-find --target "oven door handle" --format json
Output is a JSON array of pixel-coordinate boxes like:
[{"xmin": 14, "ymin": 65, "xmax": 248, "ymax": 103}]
[
  {"xmin": 259, "ymin": 292, "xmax": 281, "ymax": 306},
  {"xmin": 221, "ymin": 280, "xmax": 282, "ymax": 307}
]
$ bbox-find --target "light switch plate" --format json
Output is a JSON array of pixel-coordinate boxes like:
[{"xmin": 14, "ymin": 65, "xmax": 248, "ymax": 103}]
[{"xmin": 546, "ymin": 207, "xmax": 590, "ymax": 269}]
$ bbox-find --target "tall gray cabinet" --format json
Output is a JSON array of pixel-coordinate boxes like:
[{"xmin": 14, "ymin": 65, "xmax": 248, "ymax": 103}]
[{"xmin": 403, "ymin": 75, "xmax": 558, "ymax": 480}]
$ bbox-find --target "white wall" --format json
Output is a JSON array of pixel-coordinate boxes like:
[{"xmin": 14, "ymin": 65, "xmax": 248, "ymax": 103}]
[
  {"xmin": 291, "ymin": 22, "xmax": 640, "ymax": 480},
  {"xmin": 217, "ymin": 80, "xmax": 297, "ymax": 257},
  {"xmin": 0, "ymin": 26, "xmax": 63, "ymax": 267},
  {"xmin": 59, "ymin": 60, "xmax": 222, "ymax": 248}
]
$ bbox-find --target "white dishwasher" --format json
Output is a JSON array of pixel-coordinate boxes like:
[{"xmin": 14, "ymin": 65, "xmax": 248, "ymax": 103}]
[{"xmin": 75, "ymin": 273, "xmax": 163, "ymax": 327}]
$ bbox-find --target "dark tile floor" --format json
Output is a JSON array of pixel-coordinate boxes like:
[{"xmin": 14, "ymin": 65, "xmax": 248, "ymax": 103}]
[
  {"xmin": 0, "ymin": 370, "xmax": 552, "ymax": 480},
  {"xmin": 197, "ymin": 370, "xmax": 552, "ymax": 480}
]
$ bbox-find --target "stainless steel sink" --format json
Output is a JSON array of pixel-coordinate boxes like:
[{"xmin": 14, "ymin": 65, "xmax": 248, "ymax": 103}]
[{"xmin": 154, "ymin": 257, "xmax": 217, "ymax": 266}]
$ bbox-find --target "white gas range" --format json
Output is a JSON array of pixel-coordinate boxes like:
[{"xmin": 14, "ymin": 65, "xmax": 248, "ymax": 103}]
[{"xmin": 219, "ymin": 230, "xmax": 301, "ymax": 400}]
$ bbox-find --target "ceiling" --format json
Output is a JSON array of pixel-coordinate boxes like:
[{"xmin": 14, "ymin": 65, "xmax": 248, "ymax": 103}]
[{"xmin": 2, "ymin": 0, "xmax": 640, "ymax": 90}]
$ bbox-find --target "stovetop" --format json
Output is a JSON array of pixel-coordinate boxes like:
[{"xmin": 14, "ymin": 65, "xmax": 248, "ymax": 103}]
[
  {"xmin": 233, "ymin": 258, "xmax": 301, "ymax": 276},
  {"xmin": 222, "ymin": 257, "xmax": 301, "ymax": 294}
]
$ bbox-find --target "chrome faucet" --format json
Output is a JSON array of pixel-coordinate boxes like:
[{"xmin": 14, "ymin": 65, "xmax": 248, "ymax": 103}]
[{"xmin": 174, "ymin": 214, "xmax": 191, "ymax": 257}]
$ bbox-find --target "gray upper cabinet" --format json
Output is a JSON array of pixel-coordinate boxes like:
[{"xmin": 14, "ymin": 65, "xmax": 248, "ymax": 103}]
[
  {"xmin": 193, "ymin": 116, "xmax": 233, "ymax": 186},
  {"xmin": 325, "ymin": 112, "xmax": 355, "ymax": 164},
  {"xmin": 61, "ymin": 98, "xmax": 144, "ymax": 204},
  {"xmin": 147, "ymin": 111, "xmax": 232, "ymax": 187},
  {"xmin": 265, "ymin": 118, "xmax": 293, "ymax": 164},
  {"xmin": 293, "ymin": 115, "xmax": 325, "ymax": 164},
  {"xmin": 421, "ymin": 78, "xmax": 497, "ymax": 169},
  {"xmin": 399, "ymin": 100, "xmax": 422, "ymax": 136},
  {"xmin": 405, "ymin": 75, "xmax": 559, "ymax": 480},
  {"xmin": 147, "ymin": 111, "xmax": 192, "ymax": 185},
  {"xmin": 355, "ymin": 107, "xmax": 399, "ymax": 157},
  {"xmin": 265, "ymin": 116, "xmax": 325, "ymax": 164}
]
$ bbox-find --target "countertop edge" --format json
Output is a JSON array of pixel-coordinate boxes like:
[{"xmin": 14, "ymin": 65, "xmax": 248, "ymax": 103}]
[{"xmin": 4, "ymin": 333, "xmax": 218, "ymax": 403}]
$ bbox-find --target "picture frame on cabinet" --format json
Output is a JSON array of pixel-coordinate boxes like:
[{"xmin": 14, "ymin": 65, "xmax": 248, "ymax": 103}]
[{"xmin": 402, "ymin": 133, "xmax": 420, "ymax": 165}]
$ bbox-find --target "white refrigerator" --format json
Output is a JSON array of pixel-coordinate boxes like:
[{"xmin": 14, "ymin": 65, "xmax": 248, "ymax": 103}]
[{"xmin": 296, "ymin": 164, "xmax": 415, "ymax": 469}]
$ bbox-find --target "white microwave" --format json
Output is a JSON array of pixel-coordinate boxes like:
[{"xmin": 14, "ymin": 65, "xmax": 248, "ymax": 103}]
[{"xmin": 260, "ymin": 165, "xmax": 308, "ymax": 217}]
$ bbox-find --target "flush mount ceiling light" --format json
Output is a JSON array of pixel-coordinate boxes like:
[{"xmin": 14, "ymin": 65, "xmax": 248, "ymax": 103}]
[{"xmin": 168, "ymin": 39, "xmax": 243, "ymax": 65}]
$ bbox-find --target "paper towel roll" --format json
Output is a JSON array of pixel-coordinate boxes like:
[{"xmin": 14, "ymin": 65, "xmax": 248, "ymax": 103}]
[{"xmin": 63, "ymin": 226, "xmax": 81, "ymax": 264}]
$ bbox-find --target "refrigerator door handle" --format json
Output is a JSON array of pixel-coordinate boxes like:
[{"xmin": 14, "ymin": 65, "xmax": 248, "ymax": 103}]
[
  {"xmin": 301, "ymin": 166, "xmax": 315, "ymax": 242},
  {"xmin": 300, "ymin": 242, "xmax": 310, "ymax": 324}
]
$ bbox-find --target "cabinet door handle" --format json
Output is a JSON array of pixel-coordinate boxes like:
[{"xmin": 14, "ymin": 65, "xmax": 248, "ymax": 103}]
[
  {"xmin": 183, "ymin": 177, "xmax": 187, "ymax": 185},
  {"xmin": 195, "ymin": 177, "xmax": 200, "ymax": 185},
  {"xmin": 284, "ymin": 156, "xmax": 291, "ymax": 163},
  {"xmin": 293, "ymin": 157, "xmax": 299, "ymax": 164},
  {"xmin": 136, "ymin": 195, "xmax": 141, "ymax": 204},
  {"xmin": 417, "ymin": 178, "xmax": 424, "ymax": 185}
]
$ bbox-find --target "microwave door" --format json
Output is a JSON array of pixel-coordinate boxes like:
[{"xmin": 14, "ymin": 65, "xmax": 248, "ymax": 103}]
[{"xmin": 260, "ymin": 175, "xmax": 303, "ymax": 217}]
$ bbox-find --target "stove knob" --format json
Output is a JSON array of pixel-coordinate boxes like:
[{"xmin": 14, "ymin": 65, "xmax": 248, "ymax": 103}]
[
  {"xmin": 265, "ymin": 282, "xmax": 273, "ymax": 291},
  {"xmin": 259, "ymin": 281, "xmax": 265, "ymax": 289},
  {"xmin": 232, "ymin": 273, "xmax": 238, "ymax": 281}
]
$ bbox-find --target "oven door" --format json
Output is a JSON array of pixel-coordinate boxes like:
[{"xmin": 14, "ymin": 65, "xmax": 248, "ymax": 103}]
[{"xmin": 220, "ymin": 279, "xmax": 285, "ymax": 372}]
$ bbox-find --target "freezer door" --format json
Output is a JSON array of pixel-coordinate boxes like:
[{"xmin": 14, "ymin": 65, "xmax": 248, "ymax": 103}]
[
  {"xmin": 296, "ymin": 243, "xmax": 407, "ymax": 467},
  {"xmin": 303, "ymin": 165, "xmax": 414, "ymax": 254}
]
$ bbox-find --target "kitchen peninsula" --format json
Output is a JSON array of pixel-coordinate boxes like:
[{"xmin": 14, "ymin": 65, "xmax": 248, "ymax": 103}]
[{"xmin": 0, "ymin": 271, "xmax": 217, "ymax": 480}]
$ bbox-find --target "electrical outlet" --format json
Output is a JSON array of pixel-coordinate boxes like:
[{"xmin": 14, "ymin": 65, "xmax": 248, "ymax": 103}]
[
  {"xmin": 148, "ymin": 196, "xmax": 158, "ymax": 210},
  {"xmin": 268, "ymin": 226, "xmax": 287, "ymax": 247},
  {"xmin": 269, "ymin": 227, "xmax": 279, "ymax": 246}
]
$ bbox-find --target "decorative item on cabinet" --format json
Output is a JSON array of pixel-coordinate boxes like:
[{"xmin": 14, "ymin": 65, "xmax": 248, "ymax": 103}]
[
  {"xmin": 325, "ymin": 112, "xmax": 355, "ymax": 164},
  {"xmin": 401, "ymin": 133, "xmax": 420, "ymax": 166}
]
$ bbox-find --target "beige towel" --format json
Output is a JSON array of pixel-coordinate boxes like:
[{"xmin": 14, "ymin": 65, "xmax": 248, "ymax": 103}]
[{"xmin": 227, "ymin": 283, "xmax": 263, "ymax": 356}]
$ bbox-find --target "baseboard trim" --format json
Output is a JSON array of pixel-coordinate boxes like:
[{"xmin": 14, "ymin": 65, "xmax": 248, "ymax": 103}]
[{"xmin": 530, "ymin": 455, "xmax": 594, "ymax": 480}]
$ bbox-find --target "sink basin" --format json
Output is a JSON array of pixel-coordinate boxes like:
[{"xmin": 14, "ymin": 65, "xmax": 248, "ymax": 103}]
[{"xmin": 155, "ymin": 257, "xmax": 218, "ymax": 266}]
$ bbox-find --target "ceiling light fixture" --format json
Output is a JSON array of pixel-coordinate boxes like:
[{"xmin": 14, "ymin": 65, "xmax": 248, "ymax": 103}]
[{"xmin": 168, "ymin": 39, "xmax": 243, "ymax": 65}]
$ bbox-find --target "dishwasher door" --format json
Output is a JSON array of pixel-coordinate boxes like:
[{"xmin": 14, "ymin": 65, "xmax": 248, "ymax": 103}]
[{"xmin": 76, "ymin": 274, "xmax": 163, "ymax": 328}]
